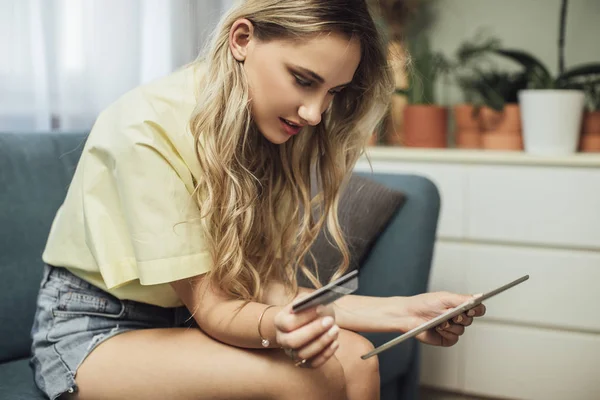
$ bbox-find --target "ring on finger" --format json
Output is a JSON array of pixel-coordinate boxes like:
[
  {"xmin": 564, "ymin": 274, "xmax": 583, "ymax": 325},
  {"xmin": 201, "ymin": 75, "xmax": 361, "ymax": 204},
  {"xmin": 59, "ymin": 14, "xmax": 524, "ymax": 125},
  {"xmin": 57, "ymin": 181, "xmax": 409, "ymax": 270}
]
[
  {"xmin": 294, "ymin": 358, "xmax": 309, "ymax": 368},
  {"xmin": 284, "ymin": 347, "xmax": 299, "ymax": 362}
]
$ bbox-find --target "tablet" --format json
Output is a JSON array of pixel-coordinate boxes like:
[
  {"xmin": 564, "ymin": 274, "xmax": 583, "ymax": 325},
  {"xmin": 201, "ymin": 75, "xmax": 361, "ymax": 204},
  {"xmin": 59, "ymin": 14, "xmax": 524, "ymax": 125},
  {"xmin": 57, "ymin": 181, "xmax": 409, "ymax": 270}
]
[
  {"xmin": 361, "ymin": 274, "xmax": 530, "ymax": 359},
  {"xmin": 292, "ymin": 270, "xmax": 359, "ymax": 313}
]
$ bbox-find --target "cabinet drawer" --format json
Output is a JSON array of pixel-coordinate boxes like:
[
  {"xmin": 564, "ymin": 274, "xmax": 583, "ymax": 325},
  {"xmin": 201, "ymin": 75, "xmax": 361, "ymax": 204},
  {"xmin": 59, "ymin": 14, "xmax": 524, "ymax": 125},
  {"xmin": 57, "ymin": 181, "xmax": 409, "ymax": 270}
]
[
  {"xmin": 463, "ymin": 323, "xmax": 600, "ymax": 400},
  {"xmin": 466, "ymin": 165, "xmax": 600, "ymax": 250},
  {"xmin": 430, "ymin": 241, "xmax": 600, "ymax": 332},
  {"xmin": 421, "ymin": 322, "xmax": 600, "ymax": 399},
  {"xmin": 420, "ymin": 339, "xmax": 465, "ymax": 390},
  {"xmin": 354, "ymin": 160, "xmax": 467, "ymax": 239},
  {"xmin": 464, "ymin": 243, "xmax": 600, "ymax": 332}
]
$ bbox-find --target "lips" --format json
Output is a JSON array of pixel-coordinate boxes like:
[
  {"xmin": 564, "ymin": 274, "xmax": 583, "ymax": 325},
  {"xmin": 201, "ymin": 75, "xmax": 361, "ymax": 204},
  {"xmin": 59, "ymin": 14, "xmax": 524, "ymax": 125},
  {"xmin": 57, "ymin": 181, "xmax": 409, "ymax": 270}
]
[{"xmin": 280, "ymin": 118, "xmax": 302, "ymax": 136}]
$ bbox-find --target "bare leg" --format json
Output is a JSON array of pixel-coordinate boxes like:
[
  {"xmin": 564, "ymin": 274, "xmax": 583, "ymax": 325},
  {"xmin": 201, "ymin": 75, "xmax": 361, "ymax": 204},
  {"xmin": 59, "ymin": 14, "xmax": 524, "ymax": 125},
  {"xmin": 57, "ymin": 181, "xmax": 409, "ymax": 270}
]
[
  {"xmin": 336, "ymin": 330, "xmax": 380, "ymax": 400},
  {"xmin": 67, "ymin": 327, "xmax": 347, "ymax": 400}
]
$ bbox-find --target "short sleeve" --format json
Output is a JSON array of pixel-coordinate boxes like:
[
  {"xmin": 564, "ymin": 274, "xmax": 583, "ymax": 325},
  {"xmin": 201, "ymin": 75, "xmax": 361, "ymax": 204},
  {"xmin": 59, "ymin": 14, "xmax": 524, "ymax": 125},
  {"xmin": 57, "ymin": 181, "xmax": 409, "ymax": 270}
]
[{"xmin": 81, "ymin": 105, "xmax": 211, "ymax": 289}]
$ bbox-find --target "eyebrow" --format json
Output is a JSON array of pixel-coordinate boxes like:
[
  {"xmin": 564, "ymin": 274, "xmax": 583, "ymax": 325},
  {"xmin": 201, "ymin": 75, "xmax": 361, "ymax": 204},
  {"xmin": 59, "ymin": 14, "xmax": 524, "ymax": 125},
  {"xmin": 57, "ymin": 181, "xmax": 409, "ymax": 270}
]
[{"xmin": 292, "ymin": 65, "xmax": 352, "ymax": 89}]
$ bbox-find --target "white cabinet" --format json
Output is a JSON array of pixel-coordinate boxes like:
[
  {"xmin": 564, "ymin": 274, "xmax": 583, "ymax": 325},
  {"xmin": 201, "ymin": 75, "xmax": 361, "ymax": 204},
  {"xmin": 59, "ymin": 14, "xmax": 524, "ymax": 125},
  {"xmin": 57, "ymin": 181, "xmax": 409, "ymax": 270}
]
[
  {"xmin": 466, "ymin": 166, "xmax": 600, "ymax": 250},
  {"xmin": 355, "ymin": 149, "xmax": 600, "ymax": 400}
]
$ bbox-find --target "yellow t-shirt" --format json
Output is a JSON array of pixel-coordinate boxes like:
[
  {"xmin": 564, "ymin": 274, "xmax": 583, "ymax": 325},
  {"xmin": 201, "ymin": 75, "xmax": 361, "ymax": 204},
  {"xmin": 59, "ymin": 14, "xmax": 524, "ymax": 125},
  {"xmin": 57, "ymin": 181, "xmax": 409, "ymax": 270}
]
[{"xmin": 42, "ymin": 62, "xmax": 212, "ymax": 308}]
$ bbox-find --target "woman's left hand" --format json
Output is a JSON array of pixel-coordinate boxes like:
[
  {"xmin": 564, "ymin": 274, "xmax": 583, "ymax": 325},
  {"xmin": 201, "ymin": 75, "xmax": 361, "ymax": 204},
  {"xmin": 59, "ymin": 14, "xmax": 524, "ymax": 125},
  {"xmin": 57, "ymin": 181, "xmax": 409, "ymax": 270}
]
[{"xmin": 400, "ymin": 292, "xmax": 486, "ymax": 347}]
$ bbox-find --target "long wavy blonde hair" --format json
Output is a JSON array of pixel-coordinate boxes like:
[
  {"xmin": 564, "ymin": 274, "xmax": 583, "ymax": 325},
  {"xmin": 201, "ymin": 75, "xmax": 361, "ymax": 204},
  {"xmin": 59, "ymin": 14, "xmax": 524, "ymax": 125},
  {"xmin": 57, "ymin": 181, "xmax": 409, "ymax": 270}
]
[{"xmin": 189, "ymin": 0, "xmax": 394, "ymax": 302}]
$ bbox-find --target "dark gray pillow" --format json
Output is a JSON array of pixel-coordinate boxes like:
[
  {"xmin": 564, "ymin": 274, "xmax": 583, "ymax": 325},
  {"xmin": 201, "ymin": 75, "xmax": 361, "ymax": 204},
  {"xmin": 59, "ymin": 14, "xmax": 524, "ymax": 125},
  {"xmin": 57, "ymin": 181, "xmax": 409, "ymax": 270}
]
[{"xmin": 301, "ymin": 174, "xmax": 406, "ymax": 286}]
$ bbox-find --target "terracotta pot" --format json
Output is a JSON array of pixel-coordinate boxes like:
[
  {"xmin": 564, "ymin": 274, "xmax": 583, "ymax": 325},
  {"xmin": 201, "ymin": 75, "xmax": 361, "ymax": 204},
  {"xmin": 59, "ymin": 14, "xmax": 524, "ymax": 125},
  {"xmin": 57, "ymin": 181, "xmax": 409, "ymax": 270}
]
[
  {"xmin": 456, "ymin": 130, "xmax": 482, "ymax": 149},
  {"xmin": 581, "ymin": 111, "xmax": 600, "ymax": 134},
  {"xmin": 480, "ymin": 103, "xmax": 521, "ymax": 134},
  {"xmin": 453, "ymin": 104, "xmax": 481, "ymax": 148},
  {"xmin": 580, "ymin": 134, "xmax": 600, "ymax": 152},
  {"xmin": 454, "ymin": 104, "xmax": 480, "ymax": 131},
  {"xmin": 403, "ymin": 105, "xmax": 448, "ymax": 148},
  {"xmin": 482, "ymin": 133, "xmax": 523, "ymax": 150}
]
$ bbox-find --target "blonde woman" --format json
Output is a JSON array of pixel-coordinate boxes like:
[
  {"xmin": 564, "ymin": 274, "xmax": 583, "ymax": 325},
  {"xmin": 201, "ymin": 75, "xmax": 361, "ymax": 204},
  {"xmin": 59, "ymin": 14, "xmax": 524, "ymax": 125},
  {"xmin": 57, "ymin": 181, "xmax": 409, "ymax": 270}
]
[{"xmin": 30, "ymin": 1, "xmax": 485, "ymax": 399}]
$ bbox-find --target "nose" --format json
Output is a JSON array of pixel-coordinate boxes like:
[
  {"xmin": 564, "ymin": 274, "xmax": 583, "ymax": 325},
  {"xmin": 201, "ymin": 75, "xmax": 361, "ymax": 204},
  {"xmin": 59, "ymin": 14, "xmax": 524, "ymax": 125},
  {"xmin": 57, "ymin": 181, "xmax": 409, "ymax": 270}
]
[{"xmin": 298, "ymin": 96, "xmax": 327, "ymax": 126}]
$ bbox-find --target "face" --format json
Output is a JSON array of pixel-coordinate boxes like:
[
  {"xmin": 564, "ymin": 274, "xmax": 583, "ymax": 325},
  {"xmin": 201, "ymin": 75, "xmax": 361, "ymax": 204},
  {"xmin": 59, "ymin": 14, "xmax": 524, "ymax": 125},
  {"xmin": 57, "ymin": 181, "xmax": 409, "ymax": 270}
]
[{"xmin": 229, "ymin": 21, "xmax": 361, "ymax": 144}]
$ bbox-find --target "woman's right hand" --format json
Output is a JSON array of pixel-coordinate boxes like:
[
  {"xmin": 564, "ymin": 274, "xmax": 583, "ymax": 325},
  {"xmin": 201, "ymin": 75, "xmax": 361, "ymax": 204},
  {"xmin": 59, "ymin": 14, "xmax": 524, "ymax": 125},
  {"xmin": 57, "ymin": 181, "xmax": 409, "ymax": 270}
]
[{"xmin": 273, "ymin": 302, "xmax": 340, "ymax": 368}]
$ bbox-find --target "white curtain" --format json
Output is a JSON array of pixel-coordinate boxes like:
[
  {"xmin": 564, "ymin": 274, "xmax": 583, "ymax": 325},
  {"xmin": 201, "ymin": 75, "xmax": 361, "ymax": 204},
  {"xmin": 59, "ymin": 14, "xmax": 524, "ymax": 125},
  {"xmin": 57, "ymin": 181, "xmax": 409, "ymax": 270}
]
[{"xmin": 0, "ymin": 0, "xmax": 232, "ymax": 132}]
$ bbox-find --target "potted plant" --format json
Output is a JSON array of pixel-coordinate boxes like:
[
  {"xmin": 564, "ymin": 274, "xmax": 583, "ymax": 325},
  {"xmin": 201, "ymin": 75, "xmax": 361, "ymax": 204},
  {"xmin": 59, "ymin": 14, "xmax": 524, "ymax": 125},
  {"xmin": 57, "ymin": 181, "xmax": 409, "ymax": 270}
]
[
  {"xmin": 370, "ymin": 0, "xmax": 435, "ymax": 146},
  {"xmin": 488, "ymin": 0, "xmax": 600, "ymax": 155},
  {"xmin": 451, "ymin": 31, "xmax": 501, "ymax": 149},
  {"xmin": 461, "ymin": 69, "xmax": 529, "ymax": 150},
  {"xmin": 397, "ymin": 34, "xmax": 451, "ymax": 148},
  {"xmin": 444, "ymin": 30, "xmax": 527, "ymax": 150}
]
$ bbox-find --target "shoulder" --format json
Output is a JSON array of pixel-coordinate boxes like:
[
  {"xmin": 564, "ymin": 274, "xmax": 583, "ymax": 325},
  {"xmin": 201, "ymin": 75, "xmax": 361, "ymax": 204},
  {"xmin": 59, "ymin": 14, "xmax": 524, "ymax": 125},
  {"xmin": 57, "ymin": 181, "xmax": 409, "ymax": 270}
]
[
  {"xmin": 85, "ymin": 62, "xmax": 208, "ymax": 177},
  {"xmin": 96, "ymin": 62, "xmax": 206, "ymax": 137}
]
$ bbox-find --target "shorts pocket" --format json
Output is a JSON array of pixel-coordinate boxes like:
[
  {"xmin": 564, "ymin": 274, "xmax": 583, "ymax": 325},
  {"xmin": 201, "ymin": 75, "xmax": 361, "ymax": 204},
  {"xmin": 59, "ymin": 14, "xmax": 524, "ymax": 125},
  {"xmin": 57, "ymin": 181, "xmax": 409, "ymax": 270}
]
[{"xmin": 52, "ymin": 289, "xmax": 125, "ymax": 319}]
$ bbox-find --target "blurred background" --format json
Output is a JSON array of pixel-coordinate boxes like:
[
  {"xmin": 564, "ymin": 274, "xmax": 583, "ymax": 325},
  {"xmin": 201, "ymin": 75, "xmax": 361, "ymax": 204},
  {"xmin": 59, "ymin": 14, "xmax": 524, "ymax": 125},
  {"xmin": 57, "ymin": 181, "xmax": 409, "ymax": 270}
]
[
  {"xmin": 1, "ymin": 1, "xmax": 599, "ymax": 399},
  {"xmin": 0, "ymin": 0, "xmax": 234, "ymax": 131}
]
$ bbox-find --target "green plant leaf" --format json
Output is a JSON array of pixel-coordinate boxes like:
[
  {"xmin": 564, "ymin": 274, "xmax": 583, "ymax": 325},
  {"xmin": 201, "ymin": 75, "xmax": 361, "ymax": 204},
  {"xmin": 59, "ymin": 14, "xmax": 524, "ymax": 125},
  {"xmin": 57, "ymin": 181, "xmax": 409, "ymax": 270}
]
[
  {"xmin": 557, "ymin": 63, "xmax": 600, "ymax": 82},
  {"xmin": 491, "ymin": 49, "xmax": 553, "ymax": 88}
]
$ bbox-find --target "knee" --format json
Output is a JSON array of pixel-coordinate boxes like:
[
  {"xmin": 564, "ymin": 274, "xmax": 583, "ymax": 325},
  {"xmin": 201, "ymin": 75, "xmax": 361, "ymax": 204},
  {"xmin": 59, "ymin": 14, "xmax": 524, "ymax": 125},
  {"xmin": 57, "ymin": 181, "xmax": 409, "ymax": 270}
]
[
  {"xmin": 347, "ymin": 333, "xmax": 379, "ymax": 379},
  {"xmin": 317, "ymin": 356, "xmax": 348, "ymax": 400},
  {"xmin": 279, "ymin": 354, "xmax": 347, "ymax": 400}
]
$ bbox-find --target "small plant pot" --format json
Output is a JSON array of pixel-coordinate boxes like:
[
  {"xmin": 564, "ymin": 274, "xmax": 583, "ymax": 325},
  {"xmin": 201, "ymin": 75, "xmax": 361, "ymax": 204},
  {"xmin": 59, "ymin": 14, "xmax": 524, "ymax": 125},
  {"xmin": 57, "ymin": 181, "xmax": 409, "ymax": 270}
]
[
  {"xmin": 482, "ymin": 133, "xmax": 523, "ymax": 151},
  {"xmin": 519, "ymin": 89, "xmax": 585, "ymax": 155},
  {"xmin": 582, "ymin": 111, "xmax": 600, "ymax": 134},
  {"xmin": 480, "ymin": 103, "xmax": 521, "ymax": 134},
  {"xmin": 454, "ymin": 104, "xmax": 481, "ymax": 148},
  {"xmin": 456, "ymin": 130, "xmax": 481, "ymax": 149},
  {"xmin": 403, "ymin": 105, "xmax": 448, "ymax": 148},
  {"xmin": 580, "ymin": 134, "xmax": 600, "ymax": 152},
  {"xmin": 454, "ymin": 104, "xmax": 480, "ymax": 131}
]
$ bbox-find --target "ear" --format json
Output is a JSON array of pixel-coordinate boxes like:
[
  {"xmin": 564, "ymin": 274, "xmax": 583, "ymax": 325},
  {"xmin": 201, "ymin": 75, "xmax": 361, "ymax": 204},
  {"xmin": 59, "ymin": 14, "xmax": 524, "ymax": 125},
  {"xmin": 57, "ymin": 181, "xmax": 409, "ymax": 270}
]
[{"xmin": 229, "ymin": 19, "xmax": 254, "ymax": 62}]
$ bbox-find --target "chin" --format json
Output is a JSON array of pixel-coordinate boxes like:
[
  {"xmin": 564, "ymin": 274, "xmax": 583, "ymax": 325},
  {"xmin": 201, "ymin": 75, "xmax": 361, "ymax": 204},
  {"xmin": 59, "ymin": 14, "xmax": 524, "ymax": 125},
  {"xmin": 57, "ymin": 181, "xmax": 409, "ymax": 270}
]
[
  {"xmin": 264, "ymin": 135, "xmax": 291, "ymax": 145},
  {"xmin": 258, "ymin": 125, "xmax": 291, "ymax": 145}
]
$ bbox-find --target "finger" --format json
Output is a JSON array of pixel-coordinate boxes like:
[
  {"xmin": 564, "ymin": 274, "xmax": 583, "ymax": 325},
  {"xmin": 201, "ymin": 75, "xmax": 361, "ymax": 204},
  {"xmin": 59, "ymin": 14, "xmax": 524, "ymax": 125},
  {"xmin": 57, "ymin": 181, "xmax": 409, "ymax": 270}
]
[
  {"xmin": 277, "ymin": 315, "xmax": 336, "ymax": 350},
  {"xmin": 452, "ymin": 313, "xmax": 473, "ymax": 326},
  {"xmin": 442, "ymin": 322, "xmax": 465, "ymax": 336},
  {"xmin": 309, "ymin": 340, "xmax": 340, "ymax": 369},
  {"xmin": 466, "ymin": 303, "xmax": 486, "ymax": 318},
  {"xmin": 435, "ymin": 327, "xmax": 459, "ymax": 347},
  {"xmin": 296, "ymin": 324, "xmax": 339, "ymax": 361},
  {"xmin": 275, "ymin": 305, "xmax": 321, "ymax": 333}
]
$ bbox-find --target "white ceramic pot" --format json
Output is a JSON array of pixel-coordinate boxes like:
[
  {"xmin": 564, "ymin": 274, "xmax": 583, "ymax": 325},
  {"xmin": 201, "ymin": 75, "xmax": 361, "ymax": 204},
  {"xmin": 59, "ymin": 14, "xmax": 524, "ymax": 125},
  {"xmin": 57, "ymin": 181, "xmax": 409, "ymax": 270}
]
[{"xmin": 518, "ymin": 89, "xmax": 585, "ymax": 155}]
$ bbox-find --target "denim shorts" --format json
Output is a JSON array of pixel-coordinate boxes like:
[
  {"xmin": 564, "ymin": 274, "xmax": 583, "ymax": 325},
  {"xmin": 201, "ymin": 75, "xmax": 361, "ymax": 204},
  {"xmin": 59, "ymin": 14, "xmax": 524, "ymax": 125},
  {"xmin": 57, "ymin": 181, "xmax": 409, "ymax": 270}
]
[{"xmin": 30, "ymin": 264, "xmax": 196, "ymax": 400}]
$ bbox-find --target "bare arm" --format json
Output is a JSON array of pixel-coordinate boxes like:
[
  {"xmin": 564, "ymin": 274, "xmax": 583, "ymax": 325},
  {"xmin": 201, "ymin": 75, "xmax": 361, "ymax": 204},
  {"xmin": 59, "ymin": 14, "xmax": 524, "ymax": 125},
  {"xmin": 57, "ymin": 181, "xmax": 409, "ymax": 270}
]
[
  {"xmin": 262, "ymin": 280, "xmax": 407, "ymax": 332},
  {"xmin": 171, "ymin": 274, "xmax": 343, "ymax": 367},
  {"xmin": 262, "ymin": 281, "xmax": 487, "ymax": 344},
  {"xmin": 170, "ymin": 274, "xmax": 282, "ymax": 349}
]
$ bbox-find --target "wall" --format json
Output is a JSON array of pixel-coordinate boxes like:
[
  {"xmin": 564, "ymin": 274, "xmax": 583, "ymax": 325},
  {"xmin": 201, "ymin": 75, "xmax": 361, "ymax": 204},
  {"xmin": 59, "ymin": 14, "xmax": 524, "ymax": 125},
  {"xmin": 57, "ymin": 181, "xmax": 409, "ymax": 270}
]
[{"xmin": 427, "ymin": 0, "xmax": 600, "ymax": 105}]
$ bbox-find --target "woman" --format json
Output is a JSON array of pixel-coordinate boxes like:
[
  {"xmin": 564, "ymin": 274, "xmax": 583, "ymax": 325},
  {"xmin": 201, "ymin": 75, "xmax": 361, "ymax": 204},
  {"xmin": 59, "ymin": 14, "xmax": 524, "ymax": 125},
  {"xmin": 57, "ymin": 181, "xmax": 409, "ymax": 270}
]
[{"xmin": 30, "ymin": 1, "xmax": 485, "ymax": 399}]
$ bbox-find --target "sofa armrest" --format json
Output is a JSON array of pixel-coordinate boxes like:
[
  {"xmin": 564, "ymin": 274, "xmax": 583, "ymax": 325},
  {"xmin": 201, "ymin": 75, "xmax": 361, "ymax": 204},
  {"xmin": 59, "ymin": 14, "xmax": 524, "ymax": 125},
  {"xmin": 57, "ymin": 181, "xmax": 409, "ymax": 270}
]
[{"xmin": 354, "ymin": 172, "xmax": 440, "ymax": 389}]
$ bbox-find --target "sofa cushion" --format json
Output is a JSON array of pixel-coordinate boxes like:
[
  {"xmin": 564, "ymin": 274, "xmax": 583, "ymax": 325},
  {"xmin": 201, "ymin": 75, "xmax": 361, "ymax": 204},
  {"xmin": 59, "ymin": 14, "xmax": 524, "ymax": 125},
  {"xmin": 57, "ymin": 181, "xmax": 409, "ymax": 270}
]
[
  {"xmin": 0, "ymin": 132, "xmax": 88, "ymax": 362},
  {"xmin": 303, "ymin": 174, "xmax": 405, "ymax": 285},
  {"xmin": 0, "ymin": 358, "xmax": 46, "ymax": 400}
]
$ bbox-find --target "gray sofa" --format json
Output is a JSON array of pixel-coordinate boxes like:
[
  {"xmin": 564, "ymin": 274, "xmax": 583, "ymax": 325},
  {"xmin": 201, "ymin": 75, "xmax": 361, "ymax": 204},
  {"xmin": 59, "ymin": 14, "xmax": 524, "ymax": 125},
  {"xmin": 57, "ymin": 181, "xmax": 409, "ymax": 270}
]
[{"xmin": 0, "ymin": 131, "xmax": 440, "ymax": 399}]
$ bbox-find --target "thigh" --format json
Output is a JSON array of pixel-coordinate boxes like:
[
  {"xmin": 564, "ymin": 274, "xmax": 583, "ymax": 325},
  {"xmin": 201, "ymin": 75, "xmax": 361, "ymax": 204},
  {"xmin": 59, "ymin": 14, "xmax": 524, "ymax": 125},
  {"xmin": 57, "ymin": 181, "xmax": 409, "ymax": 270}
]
[{"xmin": 71, "ymin": 327, "xmax": 347, "ymax": 400}]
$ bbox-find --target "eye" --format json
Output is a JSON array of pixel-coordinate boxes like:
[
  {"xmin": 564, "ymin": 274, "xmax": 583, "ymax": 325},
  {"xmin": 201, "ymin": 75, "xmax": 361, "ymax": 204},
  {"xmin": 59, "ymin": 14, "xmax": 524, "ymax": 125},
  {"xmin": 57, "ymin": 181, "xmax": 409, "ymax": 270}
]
[
  {"xmin": 293, "ymin": 74, "xmax": 313, "ymax": 87},
  {"xmin": 328, "ymin": 88, "xmax": 345, "ymax": 95}
]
